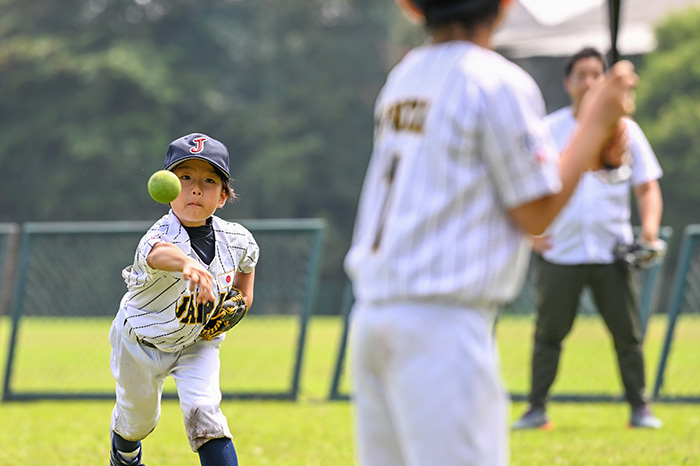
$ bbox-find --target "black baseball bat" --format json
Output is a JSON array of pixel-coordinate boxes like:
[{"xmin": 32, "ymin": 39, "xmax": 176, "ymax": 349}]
[{"xmin": 608, "ymin": 0, "xmax": 621, "ymax": 64}]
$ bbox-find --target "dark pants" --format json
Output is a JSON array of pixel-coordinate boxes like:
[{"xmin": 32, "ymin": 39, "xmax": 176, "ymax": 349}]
[{"xmin": 528, "ymin": 257, "xmax": 648, "ymax": 410}]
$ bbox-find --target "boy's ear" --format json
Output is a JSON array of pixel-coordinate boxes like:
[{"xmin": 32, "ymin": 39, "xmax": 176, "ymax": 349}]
[
  {"xmin": 218, "ymin": 189, "xmax": 228, "ymax": 208},
  {"xmin": 395, "ymin": 0, "xmax": 425, "ymax": 24}
]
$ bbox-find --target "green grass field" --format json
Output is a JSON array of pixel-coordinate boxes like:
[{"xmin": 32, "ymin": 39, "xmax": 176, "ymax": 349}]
[{"xmin": 1, "ymin": 314, "xmax": 699, "ymax": 465}]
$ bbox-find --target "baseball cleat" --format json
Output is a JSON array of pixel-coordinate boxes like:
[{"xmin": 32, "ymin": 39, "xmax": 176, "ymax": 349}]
[
  {"xmin": 512, "ymin": 407, "xmax": 554, "ymax": 430},
  {"xmin": 110, "ymin": 432, "xmax": 145, "ymax": 466},
  {"xmin": 110, "ymin": 449, "xmax": 145, "ymax": 466}
]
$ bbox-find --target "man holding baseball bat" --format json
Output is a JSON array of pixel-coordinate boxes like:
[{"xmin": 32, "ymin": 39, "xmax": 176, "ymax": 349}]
[{"xmin": 513, "ymin": 46, "xmax": 664, "ymax": 431}]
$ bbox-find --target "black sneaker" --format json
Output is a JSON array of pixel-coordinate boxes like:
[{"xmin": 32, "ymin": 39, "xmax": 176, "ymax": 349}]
[
  {"xmin": 629, "ymin": 405, "xmax": 662, "ymax": 429},
  {"xmin": 512, "ymin": 406, "xmax": 554, "ymax": 430}
]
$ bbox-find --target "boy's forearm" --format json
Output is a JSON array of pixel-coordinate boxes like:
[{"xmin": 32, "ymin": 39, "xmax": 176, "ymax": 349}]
[
  {"xmin": 510, "ymin": 62, "xmax": 638, "ymax": 236},
  {"xmin": 509, "ymin": 120, "xmax": 610, "ymax": 236},
  {"xmin": 234, "ymin": 270, "xmax": 255, "ymax": 308},
  {"xmin": 147, "ymin": 242, "xmax": 192, "ymax": 272}
]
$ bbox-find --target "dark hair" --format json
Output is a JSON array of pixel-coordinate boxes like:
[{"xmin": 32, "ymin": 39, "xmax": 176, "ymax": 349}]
[
  {"xmin": 564, "ymin": 47, "xmax": 607, "ymax": 77},
  {"xmin": 212, "ymin": 166, "xmax": 238, "ymax": 203},
  {"xmin": 415, "ymin": 0, "xmax": 501, "ymax": 29}
]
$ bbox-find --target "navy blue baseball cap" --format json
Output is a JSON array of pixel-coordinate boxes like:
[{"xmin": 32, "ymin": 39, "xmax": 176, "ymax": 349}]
[{"xmin": 164, "ymin": 133, "xmax": 230, "ymax": 179}]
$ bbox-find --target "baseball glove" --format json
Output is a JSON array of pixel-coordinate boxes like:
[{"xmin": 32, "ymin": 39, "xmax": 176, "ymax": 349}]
[
  {"xmin": 200, "ymin": 286, "xmax": 248, "ymax": 341},
  {"xmin": 613, "ymin": 238, "xmax": 667, "ymax": 269}
]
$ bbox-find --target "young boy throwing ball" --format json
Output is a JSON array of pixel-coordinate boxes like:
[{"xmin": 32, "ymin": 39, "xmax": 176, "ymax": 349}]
[
  {"xmin": 109, "ymin": 133, "xmax": 259, "ymax": 466},
  {"xmin": 344, "ymin": 0, "xmax": 638, "ymax": 465}
]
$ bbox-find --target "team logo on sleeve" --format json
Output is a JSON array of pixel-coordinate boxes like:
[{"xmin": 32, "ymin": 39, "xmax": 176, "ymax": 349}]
[
  {"xmin": 217, "ymin": 270, "xmax": 235, "ymax": 289},
  {"xmin": 190, "ymin": 137, "xmax": 208, "ymax": 154},
  {"xmin": 517, "ymin": 131, "xmax": 548, "ymax": 164}
]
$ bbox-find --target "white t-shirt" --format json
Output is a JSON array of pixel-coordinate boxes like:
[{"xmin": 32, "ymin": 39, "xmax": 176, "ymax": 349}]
[
  {"xmin": 542, "ymin": 107, "xmax": 663, "ymax": 264},
  {"xmin": 344, "ymin": 42, "xmax": 561, "ymax": 307},
  {"xmin": 119, "ymin": 211, "xmax": 259, "ymax": 352}
]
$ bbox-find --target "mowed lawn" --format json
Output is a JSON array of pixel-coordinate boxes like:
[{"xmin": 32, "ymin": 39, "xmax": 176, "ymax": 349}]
[{"xmin": 1, "ymin": 314, "xmax": 699, "ymax": 465}]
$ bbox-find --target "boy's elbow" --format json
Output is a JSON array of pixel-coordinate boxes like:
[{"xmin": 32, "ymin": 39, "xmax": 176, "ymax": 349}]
[
  {"xmin": 524, "ymin": 223, "xmax": 547, "ymax": 237},
  {"xmin": 508, "ymin": 201, "xmax": 553, "ymax": 237},
  {"xmin": 517, "ymin": 220, "xmax": 547, "ymax": 237}
]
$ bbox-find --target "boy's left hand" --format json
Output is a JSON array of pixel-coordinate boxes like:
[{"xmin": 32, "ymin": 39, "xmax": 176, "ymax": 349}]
[{"xmin": 200, "ymin": 286, "xmax": 248, "ymax": 340}]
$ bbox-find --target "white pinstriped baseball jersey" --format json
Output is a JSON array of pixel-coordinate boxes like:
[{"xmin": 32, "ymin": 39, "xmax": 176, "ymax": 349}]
[
  {"xmin": 344, "ymin": 42, "xmax": 562, "ymax": 307},
  {"xmin": 118, "ymin": 210, "xmax": 259, "ymax": 352},
  {"xmin": 542, "ymin": 107, "xmax": 663, "ymax": 264}
]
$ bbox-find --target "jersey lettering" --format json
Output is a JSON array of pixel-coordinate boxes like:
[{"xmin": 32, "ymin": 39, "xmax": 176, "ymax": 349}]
[
  {"xmin": 178, "ymin": 296, "xmax": 198, "ymax": 324},
  {"xmin": 377, "ymin": 99, "xmax": 428, "ymax": 138},
  {"xmin": 175, "ymin": 295, "xmax": 191, "ymax": 320},
  {"xmin": 176, "ymin": 291, "xmax": 228, "ymax": 325}
]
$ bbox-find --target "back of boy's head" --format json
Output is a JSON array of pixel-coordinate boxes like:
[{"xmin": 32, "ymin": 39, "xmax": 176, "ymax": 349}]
[{"xmin": 413, "ymin": 0, "xmax": 501, "ymax": 29}]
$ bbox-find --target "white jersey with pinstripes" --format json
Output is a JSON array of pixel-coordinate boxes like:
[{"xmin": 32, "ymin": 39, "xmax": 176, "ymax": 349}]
[
  {"xmin": 118, "ymin": 210, "xmax": 259, "ymax": 352},
  {"xmin": 344, "ymin": 42, "xmax": 562, "ymax": 308}
]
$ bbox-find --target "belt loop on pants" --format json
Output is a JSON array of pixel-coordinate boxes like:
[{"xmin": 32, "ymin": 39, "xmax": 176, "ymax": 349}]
[{"xmin": 137, "ymin": 335, "xmax": 157, "ymax": 348}]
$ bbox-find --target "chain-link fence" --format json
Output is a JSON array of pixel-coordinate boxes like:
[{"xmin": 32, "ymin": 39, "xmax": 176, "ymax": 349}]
[
  {"xmin": 329, "ymin": 226, "xmax": 700, "ymax": 404},
  {"xmin": 1, "ymin": 219, "xmax": 325, "ymax": 401},
  {"xmin": 653, "ymin": 224, "xmax": 700, "ymax": 401},
  {"xmin": 0, "ymin": 223, "xmax": 20, "ymax": 319}
]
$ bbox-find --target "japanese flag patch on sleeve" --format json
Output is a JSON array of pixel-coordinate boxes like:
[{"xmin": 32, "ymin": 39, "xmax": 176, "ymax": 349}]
[{"xmin": 218, "ymin": 271, "xmax": 235, "ymax": 289}]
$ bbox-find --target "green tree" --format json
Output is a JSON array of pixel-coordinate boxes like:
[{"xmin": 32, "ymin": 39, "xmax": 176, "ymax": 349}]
[
  {"xmin": 0, "ymin": 0, "xmax": 409, "ymax": 300},
  {"xmin": 635, "ymin": 7, "xmax": 700, "ymax": 234}
]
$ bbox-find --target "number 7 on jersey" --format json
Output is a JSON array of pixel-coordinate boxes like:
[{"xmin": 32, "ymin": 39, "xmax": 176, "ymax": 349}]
[{"xmin": 372, "ymin": 153, "xmax": 401, "ymax": 251}]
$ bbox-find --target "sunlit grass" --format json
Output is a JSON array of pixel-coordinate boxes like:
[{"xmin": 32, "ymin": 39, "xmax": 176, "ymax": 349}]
[{"xmin": 1, "ymin": 314, "xmax": 700, "ymax": 465}]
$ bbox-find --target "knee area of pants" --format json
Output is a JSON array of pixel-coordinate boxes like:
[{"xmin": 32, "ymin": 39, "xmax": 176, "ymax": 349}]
[
  {"xmin": 183, "ymin": 404, "xmax": 226, "ymax": 439},
  {"xmin": 113, "ymin": 412, "xmax": 158, "ymax": 441},
  {"xmin": 534, "ymin": 335, "xmax": 564, "ymax": 348},
  {"xmin": 183, "ymin": 402, "xmax": 219, "ymax": 421},
  {"xmin": 126, "ymin": 421, "xmax": 157, "ymax": 440},
  {"xmin": 615, "ymin": 341, "xmax": 643, "ymax": 353}
]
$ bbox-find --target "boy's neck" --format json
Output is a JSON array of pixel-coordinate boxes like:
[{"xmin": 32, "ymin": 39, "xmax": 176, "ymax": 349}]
[{"xmin": 430, "ymin": 23, "xmax": 493, "ymax": 48}]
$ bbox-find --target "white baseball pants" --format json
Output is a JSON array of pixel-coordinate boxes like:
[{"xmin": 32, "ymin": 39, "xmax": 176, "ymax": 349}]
[
  {"xmin": 350, "ymin": 302, "xmax": 509, "ymax": 466},
  {"xmin": 109, "ymin": 315, "xmax": 232, "ymax": 451}
]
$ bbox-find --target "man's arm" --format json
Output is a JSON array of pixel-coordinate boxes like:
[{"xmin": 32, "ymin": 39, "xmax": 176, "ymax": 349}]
[{"xmin": 634, "ymin": 179, "xmax": 663, "ymax": 242}]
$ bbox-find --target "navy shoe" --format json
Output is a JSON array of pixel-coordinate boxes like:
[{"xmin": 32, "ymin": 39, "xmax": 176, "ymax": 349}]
[
  {"xmin": 110, "ymin": 448, "xmax": 145, "ymax": 466},
  {"xmin": 512, "ymin": 406, "xmax": 554, "ymax": 430}
]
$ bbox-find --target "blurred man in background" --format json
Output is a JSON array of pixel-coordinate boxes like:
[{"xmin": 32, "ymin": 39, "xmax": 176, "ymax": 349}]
[{"xmin": 512, "ymin": 47, "xmax": 664, "ymax": 431}]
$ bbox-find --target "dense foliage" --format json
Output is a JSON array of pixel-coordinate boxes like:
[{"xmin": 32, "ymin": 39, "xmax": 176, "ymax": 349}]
[
  {"xmin": 635, "ymin": 7, "xmax": 700, "ymax": 236},
  {"xmin": 0, "ymin": 0, "xmax": 410, "ymax": 285},
  {"xmin": 2, "ymin": 1, "xmax": 698, "ymax": 300}
]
